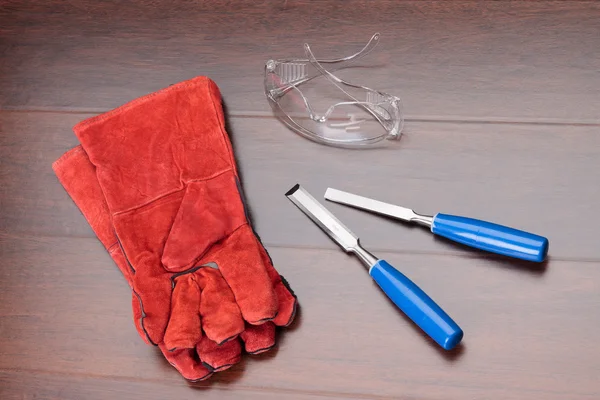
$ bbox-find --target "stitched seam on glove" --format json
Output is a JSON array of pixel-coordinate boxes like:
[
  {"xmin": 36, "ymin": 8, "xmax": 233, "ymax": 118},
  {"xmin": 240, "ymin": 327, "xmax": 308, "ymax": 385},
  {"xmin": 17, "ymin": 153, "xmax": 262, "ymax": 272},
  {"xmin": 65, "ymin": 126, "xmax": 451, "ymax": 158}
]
[
  {"xmin": 107, "ymin": 242, "xmax": 120, "ymax": 252},
  {"xmin": 112, "ymin": 167, "xmax": 235, "ymax": 218},
  {"xmin": 52, "ymin": 145, "xmax": 84, "ymax": 168}
]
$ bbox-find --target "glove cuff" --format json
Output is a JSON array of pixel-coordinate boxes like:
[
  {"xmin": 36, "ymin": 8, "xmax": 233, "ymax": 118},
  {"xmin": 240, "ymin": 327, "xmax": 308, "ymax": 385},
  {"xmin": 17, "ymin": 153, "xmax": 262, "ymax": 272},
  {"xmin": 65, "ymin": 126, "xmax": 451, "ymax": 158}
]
[
  {"xmin": 52, "ymin": 146, "xmax": 117, "ymax": 251},
  {"xmin": 72, "ymin": 76, "xmax": 236, "ymax": 215}
]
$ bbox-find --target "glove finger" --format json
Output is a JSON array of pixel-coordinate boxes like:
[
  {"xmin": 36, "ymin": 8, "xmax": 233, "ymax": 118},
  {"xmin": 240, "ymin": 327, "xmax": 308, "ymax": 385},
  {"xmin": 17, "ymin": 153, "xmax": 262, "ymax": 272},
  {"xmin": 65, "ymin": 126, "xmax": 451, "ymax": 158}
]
[
  {"xmin": 240, "ymin": 322, "xmax": 276, "ymax": 355},
  {"xmin": 196, "ymin": 335, "xmax": 242, "ymax": 372},
  {"xmin": 163, "ymin": 274, "xmax": 202, "ymax": 351},
  {"xmin": 253, "ymin": 236, "xmax": 297, "ymax": 327},
  {"xmin": 158, "ymin": 343, "xmax": 213, "ymax": 382},
  {"xmin": 195, "ymin": 267, "xmax": 245, "ymax": 344},
  {"xmin": 210, "ymin": 224, "xmax": 278, "ymax": 325}
]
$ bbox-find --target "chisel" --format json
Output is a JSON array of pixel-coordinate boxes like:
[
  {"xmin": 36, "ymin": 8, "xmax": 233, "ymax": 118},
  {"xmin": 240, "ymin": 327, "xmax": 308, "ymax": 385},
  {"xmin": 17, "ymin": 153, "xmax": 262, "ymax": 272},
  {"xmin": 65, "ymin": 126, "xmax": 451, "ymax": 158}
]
[
  {"xmin": 324, "ymin": 188, "xmax": 549, "ymax": 262},
  {"xmin": 286, "ymin": 184, "xmax": 463, "ymax": 350}
]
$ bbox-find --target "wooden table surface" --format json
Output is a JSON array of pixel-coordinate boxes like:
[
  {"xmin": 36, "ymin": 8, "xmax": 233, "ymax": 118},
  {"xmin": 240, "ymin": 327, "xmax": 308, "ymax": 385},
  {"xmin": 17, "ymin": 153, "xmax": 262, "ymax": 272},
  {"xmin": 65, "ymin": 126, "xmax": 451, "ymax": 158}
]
[{"xmin": 1, "ymin": 1, "xmax": 599, "ymax": 399}]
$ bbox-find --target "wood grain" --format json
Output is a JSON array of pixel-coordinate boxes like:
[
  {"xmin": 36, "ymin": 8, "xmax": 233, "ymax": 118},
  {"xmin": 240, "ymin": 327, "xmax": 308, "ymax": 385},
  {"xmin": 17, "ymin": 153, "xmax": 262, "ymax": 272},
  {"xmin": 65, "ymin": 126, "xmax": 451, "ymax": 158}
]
[
  {"xmin": 0, "ymin": 371, "xmax": 374, "ymax": 400},
  {"xmin": 1, "ymin": 234, "xmax": 599, "ymax": 399},
  {"xmin": 2, "ymin": 112, "xmax": 599, "ymax": 260},
  {"xmin": 1, "ymin": 1, "xmax": 599, "ymax": 399},
  {"xmin": 1, "ymin": 1, "xmax": 599, "ymax": 123}
]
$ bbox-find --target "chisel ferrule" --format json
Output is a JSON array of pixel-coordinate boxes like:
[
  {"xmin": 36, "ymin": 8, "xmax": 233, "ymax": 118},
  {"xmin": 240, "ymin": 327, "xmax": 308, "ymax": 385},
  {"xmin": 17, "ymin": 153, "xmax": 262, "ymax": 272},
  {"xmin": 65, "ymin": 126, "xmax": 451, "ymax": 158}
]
[
  {"xmin": 411, "ymin": 213, "xmax": 434, "ymax": 228},
  {"xmin": 351, "ymin": 243, "xmax": 378, "ymax": 271}
]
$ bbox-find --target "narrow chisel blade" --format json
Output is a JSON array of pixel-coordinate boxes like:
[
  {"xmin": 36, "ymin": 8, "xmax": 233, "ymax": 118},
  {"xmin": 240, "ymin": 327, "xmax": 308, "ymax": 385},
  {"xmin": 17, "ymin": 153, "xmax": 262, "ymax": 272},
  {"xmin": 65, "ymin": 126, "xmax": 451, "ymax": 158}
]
[{"xmin": 324, "ymin": 187, "xmax": 419, "ymax": 222}]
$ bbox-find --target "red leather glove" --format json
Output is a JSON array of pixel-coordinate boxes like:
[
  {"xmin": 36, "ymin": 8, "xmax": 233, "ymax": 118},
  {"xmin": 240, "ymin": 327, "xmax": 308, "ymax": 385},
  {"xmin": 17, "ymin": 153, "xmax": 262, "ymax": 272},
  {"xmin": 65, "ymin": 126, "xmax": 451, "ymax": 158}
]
[
  {"xmin": 53, "ymin": 146, "xmax": 282, "ymax": 380},
  {"xmin": 53, "ymin": 76, "xmax": 297, "ymax": 379}
]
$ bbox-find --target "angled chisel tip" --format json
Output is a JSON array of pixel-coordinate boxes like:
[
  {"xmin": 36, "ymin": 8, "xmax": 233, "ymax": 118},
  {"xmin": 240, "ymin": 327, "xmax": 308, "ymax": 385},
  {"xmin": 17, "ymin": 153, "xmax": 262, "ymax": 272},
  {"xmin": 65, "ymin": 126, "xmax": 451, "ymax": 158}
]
[
  {"xmin": 285, "ymin": 183, "xmax": 301, "ymax": 197},
  {"xmin": 285, "ymin": 184, "xmax": 359, "ymax": 252}
]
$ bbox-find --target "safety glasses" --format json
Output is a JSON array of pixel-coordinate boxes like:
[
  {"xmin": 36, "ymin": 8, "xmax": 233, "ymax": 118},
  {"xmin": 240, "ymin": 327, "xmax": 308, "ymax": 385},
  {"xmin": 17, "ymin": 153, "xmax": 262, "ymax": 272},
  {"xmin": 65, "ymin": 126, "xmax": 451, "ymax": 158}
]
[{"xmin": 264, "ymin": 33, "xmax": 404, "ymax": 148}]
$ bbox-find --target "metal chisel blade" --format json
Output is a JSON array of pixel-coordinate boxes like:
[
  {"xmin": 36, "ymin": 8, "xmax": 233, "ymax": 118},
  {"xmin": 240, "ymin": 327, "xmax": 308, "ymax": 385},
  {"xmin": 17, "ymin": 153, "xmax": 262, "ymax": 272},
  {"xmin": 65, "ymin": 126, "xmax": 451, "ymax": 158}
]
[
  {"xmin": 286, "ymin": 184, "xmax": 358, "ymax": 252},
  {"xmin": 324, "ymin": 188, "xmax": 420, "ymax": 222}
]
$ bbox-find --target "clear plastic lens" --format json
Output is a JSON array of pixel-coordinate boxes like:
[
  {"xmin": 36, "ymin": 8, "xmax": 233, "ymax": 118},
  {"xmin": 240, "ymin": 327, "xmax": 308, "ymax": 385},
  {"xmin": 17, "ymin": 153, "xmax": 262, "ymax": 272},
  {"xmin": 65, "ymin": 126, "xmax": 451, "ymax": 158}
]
[{"xmin": 264, "ymin": 33, "xmax": 404, "ymax": 148}]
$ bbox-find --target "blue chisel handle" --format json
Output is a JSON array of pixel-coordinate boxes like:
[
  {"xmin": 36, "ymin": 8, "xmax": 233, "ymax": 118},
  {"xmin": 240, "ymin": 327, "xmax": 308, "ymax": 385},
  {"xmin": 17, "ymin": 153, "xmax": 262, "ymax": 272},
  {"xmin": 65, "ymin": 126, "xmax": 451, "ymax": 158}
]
[
  {"xmin": 431, "ymin": 213, "xmax": 549, "ymax": 262},
  {"xmin": 369, "ymin": 259, "xmax": 463, "ymax": 350}
]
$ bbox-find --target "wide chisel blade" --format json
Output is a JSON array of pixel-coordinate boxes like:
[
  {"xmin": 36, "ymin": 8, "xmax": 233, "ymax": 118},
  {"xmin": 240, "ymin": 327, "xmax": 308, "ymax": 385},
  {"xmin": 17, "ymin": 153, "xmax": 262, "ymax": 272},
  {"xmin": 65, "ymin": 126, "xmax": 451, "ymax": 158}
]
[{"xmin": 286, "ymin": 184, "xmax": 359, "ymax": 252}]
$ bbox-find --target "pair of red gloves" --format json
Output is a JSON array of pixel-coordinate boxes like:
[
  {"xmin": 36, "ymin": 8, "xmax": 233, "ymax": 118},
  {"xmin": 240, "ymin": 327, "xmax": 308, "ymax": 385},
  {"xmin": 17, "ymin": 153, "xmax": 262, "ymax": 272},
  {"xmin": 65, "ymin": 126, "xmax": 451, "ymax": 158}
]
[{"xmin": 52, "ymin": 77, "xmax": 297, "ymax": 381}]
